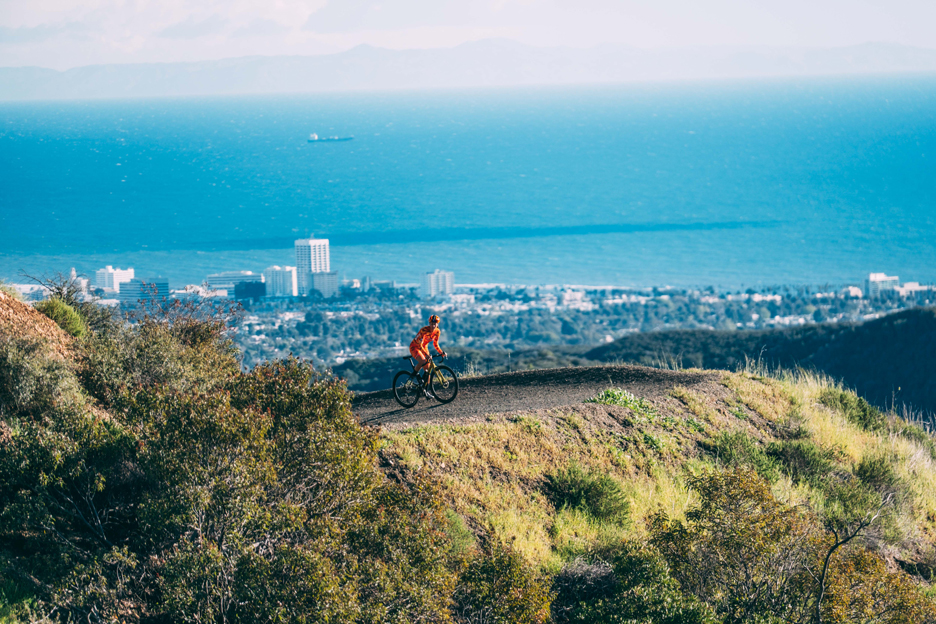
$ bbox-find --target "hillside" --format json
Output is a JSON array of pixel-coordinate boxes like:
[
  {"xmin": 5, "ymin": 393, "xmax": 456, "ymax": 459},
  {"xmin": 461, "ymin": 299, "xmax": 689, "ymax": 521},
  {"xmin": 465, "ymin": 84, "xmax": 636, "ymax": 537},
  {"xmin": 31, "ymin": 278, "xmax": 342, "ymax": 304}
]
[
  {"xmin": 587, "ymin": 306, "xmax": 936, "ymax": 415},
  {"xmin": 4, "ymin": 290, "xmax": 936, "ymax": 622},
  {"xmin": 373, "ymin": 363, "xmax": 936, "ymax": 621},
  {"xmin": 337, "ymin": 307, "xmax": 936, "ymax": 417}
]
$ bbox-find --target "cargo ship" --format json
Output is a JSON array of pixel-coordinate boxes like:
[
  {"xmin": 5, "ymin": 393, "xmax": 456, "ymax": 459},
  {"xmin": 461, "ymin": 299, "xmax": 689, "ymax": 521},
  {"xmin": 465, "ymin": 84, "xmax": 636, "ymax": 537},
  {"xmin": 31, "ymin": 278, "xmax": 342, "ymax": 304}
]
[{"xmin": 308, "ymin": 133, "xmax": 354, "ymax": 142}]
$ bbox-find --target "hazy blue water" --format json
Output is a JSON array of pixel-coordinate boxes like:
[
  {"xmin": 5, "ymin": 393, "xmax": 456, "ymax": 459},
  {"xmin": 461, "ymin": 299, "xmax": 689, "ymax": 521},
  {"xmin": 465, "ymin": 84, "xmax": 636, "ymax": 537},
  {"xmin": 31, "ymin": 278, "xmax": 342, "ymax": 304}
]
[{"xmin": 2, "ymin": 75, "xmax": 935, "ymax": 289}]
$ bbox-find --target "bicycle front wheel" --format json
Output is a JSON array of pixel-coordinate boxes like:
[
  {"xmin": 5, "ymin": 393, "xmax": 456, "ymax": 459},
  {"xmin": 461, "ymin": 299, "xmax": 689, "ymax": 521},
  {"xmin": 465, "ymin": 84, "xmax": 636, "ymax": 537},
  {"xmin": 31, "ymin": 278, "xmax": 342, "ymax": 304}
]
[
  {"xmin": 393, "ymin": 370, "xmax": 421, "ymax": 408},
  {"xmin": 430, "ymin": 365, "xmax": 459, "ymax": 404}
]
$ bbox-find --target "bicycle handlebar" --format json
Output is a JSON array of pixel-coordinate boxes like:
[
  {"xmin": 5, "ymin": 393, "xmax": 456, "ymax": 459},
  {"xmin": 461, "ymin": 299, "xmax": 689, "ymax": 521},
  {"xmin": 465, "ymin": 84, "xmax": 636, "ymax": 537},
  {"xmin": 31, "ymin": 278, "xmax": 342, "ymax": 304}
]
[{"xmin": 408, "ymin": 353, "xmax": 446, "ymax": 364}]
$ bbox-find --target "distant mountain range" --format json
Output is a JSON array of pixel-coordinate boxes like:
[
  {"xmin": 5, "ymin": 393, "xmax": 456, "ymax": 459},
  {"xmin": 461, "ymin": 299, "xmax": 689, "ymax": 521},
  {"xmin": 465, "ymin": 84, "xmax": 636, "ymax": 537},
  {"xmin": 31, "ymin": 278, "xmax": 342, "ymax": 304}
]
[{"xmin": 3, "ymin": 39, "xmax": 936, "ymax": 101}]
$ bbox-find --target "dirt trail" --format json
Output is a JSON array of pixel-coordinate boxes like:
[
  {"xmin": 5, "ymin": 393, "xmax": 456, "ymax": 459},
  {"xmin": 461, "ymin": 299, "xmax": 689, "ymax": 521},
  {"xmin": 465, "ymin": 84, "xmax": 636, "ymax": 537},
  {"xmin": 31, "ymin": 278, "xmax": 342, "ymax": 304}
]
[{"xmin": 353, "ymin": 364, "xmax": 720, "ymax": 427}]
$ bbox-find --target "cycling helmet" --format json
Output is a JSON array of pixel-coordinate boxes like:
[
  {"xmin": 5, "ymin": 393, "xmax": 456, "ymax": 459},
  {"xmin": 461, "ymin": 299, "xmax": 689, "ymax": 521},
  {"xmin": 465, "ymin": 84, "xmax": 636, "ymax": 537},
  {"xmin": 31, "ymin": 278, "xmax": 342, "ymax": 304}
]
[{"xmin": 428, "ymin": 314, "xmax": 441, "ymax": 324}]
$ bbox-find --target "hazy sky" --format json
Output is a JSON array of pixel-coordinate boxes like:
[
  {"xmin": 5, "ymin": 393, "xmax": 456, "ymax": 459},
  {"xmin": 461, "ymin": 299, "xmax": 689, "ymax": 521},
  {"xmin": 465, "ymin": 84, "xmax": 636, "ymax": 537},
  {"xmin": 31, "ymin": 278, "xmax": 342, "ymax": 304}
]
[{"xmin": 1, "ymin": 0, "xmax": 934, "ymax": 70}]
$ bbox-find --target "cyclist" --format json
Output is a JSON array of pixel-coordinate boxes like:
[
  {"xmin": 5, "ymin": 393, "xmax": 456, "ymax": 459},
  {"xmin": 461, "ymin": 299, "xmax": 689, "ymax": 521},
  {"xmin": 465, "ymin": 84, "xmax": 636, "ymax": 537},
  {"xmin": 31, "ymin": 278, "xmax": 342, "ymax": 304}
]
[{"xmin": 410, "ymin": 314, "xmax": 446, "ymax": 385}]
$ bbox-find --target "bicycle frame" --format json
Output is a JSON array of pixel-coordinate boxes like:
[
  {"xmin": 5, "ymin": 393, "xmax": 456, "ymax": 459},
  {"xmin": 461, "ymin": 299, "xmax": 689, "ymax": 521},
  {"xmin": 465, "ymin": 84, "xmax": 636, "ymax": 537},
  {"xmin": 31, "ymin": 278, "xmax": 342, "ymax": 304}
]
[{"xmin": 408, "ymin": 355, "xmax": 446, "ymax": 385}]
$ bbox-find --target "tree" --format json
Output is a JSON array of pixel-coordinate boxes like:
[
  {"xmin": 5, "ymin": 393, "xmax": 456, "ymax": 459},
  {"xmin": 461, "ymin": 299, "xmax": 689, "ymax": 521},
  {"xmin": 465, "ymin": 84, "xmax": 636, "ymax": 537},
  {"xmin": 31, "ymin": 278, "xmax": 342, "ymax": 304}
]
[
  {"xmin": 2, "ymin": 303, "xmax": 460, "ymax": 622},
  {"xmin": 649, "ymin": 468, "xmax": 820, "ymax": 623},
  {"xmin": 812, "ymin": 480, "xmax": 894, "ymax": 624}
]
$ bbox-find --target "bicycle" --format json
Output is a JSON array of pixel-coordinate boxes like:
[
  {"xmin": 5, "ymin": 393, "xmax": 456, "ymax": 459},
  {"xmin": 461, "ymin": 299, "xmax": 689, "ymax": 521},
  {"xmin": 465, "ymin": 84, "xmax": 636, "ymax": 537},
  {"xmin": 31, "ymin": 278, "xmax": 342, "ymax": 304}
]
[{"xmin": 392, "ymin": 354, "xmax": 459, "ymax": 408}]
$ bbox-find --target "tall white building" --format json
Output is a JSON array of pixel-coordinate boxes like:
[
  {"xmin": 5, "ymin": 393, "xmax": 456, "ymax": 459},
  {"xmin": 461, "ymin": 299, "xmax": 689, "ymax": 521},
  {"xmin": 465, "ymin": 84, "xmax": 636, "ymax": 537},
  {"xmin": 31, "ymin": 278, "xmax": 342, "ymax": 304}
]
[
  {"xmin": 95, "ymin": 266, "xmax": 134, "ymax": 293},
  {"xmin": 295, "ymin": 238, "xmax": 330, "ymax": 296},
  {"xmin": 421, "ymin": 270, "xmax": 455, "ymax": 298},
  {"xmin": 866, "ymin": 273, "xmax": 899, "ymax": 297},
  {"xmin": 263, "ymin": 266, "xmax": 298, "ymax": 297}
]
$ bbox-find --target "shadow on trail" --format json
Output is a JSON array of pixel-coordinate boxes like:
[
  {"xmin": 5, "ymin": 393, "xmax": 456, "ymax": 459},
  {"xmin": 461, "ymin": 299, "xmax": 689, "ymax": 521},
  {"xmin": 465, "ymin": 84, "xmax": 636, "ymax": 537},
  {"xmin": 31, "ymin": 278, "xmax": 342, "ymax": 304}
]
[{"xmin": 359, "ymin": 402, "xmax": 447, "ymax": 425}]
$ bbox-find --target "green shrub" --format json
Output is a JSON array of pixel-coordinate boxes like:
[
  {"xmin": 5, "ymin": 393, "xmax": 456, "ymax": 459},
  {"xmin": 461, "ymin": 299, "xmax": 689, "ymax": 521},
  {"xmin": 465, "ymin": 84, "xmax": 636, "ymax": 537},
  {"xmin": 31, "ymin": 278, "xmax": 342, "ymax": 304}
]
[
  {"xmin": 0, "ymin": 332, "xmax": 135, "ymax": 620},
  {"xmin": 545, "ymin": 463, "xmax": 631, "ymax": 524},
  {"xmin": 80, "ymin": 313, "xmax": 239, "ymax": 407},
  {"xmin": 819, "ymin": 473, "xmax": 909, "ymax": 548},
  {"xmin": 551, "ymin": 556, "xmax": 618, "ymax": 623},
  {"xmin": 0, "ymin": 577, "xmax": 48, "ymax": 623},
  {"xmin": 346, "ymin": 479, "xmax": 460, "ymax": 623},
  {"xmin": 819, "ymin": 388, "xmax": 886, "ymax": 432},
  {"xmin": 685, "ymin": 416, "xmax": 705, "ymax": 433},
  {"xmin": 445, "ymin": 509, "xmax": 477, "ymax": 558},
  {"xmin": 704, "ymin": 431, "xmax": 780, "ymax": 482},
  {"xmin": 2, "ymin": 315, "xmax": 460, "ymax": 622},
  {"xmin": 33, "ymin": 297, "xmax": 86, "ymax": 338},
  {"xmin": 642, "ymin": 432, "xmax": 664, "ymax": 452},
  {"xmin": 854, "ymin": 454, "xmax": 901, "ymax": 493},
  {"xmin": 821, "ymin": 477, "xmax": 886, "ymax": 532},
  {"xmin": 25, "ymin": 272, "xmax": 117, "ymax": 334},
  {"xmin": 822, "ymin": 548, "xmax": 936, "ymax": 623},
  {"xmin": 556, "ymin": 468, "xmax": 931, "ymax": 624},
  {"xmin": 766, "ymin": 439, "xmax": 840, "ymax": 487},
  {"xmin": 650, "ymin": 468, "xmax": 821, "ymax": 623},
  {"xmin": 0, "ymin": 330, "xmax": 87, "ymax": 423},
  {"xmin": 453, "ymin": 544, "xmax": 553, "ymax": 624},
  {"xmin": 585, "ymin": 388, "xmax": 657, "ymax": 419},
  {"xmin": 554, "ymin": 544, "xmax": 716, "ymax": 624}
]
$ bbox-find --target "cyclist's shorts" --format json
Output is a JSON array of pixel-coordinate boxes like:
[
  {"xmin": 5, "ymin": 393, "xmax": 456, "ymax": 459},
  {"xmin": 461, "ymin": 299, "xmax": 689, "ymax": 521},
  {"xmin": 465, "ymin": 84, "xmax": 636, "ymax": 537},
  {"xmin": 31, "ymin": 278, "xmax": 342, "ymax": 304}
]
[{"xmin": 409, "ymin": 342, "xmax": 429, "ymax": 362}]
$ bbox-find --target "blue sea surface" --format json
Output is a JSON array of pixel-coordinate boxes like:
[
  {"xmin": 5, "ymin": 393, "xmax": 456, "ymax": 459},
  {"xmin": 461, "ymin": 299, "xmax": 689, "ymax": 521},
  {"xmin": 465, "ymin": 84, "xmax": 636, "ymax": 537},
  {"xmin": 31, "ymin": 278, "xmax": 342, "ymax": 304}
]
[{"xmin": 2, "ymin": 75, "xmax": 935, "ymax": 289}]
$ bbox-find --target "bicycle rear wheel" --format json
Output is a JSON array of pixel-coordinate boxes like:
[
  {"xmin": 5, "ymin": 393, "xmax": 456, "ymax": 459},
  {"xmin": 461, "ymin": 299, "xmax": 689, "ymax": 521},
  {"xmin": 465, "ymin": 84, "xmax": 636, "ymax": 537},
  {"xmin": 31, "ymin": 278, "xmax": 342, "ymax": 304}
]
[
  {"xmin": 430, "ymin": 365, "xmax": 459, "ymax": 404},
  {"xmin": 393, "ymin": 370, "xmax": 421, "ymax": 408}
]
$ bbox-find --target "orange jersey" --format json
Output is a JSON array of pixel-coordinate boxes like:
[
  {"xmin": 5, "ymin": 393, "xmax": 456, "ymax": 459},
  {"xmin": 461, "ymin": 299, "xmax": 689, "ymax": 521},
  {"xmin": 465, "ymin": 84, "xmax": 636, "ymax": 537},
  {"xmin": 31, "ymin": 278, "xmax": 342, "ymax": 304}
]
[{"xmin": 411, "ymin": 325, "xmax": 441, "ymax": 353}]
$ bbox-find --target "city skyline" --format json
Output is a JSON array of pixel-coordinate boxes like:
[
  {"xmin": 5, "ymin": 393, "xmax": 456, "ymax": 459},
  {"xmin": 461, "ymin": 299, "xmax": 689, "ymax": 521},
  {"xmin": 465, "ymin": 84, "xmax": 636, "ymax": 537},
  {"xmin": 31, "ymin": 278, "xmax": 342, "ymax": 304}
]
[{"xmin": 6, "ymin": 264, "xmax": 929, "ymax": 303}]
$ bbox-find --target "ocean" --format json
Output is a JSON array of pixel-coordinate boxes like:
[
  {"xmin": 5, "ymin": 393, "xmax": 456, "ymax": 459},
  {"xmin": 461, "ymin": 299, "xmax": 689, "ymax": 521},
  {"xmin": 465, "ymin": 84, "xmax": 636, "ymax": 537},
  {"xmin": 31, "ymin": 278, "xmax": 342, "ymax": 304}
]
[{"xmin": 2, "ymin": 74, "xmax": 935, "ymax": 290}]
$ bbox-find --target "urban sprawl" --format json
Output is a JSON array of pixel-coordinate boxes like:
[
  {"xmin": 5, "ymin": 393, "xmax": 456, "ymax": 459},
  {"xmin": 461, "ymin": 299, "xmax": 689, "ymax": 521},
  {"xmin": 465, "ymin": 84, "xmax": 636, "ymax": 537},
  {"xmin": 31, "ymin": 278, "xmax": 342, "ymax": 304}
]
[{"xmin": 9, "ymin": 237, "xmax": 935, "ymax": 369}]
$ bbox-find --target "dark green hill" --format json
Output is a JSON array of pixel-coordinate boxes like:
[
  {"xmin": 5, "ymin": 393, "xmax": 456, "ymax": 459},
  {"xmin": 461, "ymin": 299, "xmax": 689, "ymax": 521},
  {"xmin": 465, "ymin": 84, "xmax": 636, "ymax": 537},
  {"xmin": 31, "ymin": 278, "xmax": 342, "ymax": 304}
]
[
  {"xmin": 586, "ymin": 307, "xmax": 936, "ymax": 415},
  {"xmin": 585, "ymin": 324, "xmax": 848, "ymax": 371}
]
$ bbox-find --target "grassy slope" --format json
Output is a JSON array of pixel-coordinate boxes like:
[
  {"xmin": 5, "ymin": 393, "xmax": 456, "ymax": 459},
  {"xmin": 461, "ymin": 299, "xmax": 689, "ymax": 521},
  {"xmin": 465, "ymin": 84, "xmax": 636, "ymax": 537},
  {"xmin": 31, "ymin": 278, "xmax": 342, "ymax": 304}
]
[{"xmin": 379, "ymin": 368, "xmax": 936, "ymax": 576}]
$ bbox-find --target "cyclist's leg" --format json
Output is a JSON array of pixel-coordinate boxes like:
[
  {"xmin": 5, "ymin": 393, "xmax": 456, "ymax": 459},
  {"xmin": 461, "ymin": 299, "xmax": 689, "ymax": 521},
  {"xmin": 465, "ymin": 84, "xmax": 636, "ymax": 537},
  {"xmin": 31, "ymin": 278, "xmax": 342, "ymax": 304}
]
[
  {"xmin": 418, "ymin": 352, "xmax": 431, "ymax": 379},
  {"xmin": 409, "ymin": 344, "xmax": 429, "ymax": 375}
]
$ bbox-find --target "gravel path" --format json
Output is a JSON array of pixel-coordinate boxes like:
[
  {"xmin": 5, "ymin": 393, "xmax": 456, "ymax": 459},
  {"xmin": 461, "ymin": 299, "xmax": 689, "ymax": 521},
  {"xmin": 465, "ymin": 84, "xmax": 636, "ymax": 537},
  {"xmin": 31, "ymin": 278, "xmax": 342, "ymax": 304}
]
[{"xmin": 353, "ymin": 364, "xmax": 720, "ymax": 427}]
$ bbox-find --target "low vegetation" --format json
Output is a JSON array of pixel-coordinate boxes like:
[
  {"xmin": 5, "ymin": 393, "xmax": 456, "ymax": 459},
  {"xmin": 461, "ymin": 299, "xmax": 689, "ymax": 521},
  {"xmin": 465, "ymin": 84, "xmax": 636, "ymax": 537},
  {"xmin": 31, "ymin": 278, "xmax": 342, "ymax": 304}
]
[
  {"xmin": 3, "ymin": 286, "xmax": 936, "ymax": 622},
  {"xmin": 382, "ymin": 372, "xmax": 936, "ymax": 623},
  {"xmin": 545, "ymin": 463, "xmax": 631, "ymax": 525},
  {"xmin": 34, "ymin": 297, "xmax": 88, "ymax": 338},
  {"xmin": 584, "ymin": 387, "xmax": 657, "ymax": 419},
  {"xmin": 1, "ymin": 299, "xmax": 460, "ymax": 623}
]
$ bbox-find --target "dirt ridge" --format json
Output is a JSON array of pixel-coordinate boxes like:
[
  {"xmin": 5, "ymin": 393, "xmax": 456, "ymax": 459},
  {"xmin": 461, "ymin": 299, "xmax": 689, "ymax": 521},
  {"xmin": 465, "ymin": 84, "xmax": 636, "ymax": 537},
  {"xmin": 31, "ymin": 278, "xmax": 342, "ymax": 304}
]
[{"xmin": 352, "ymin": 364, "xmax": 719, "ymax": 427}]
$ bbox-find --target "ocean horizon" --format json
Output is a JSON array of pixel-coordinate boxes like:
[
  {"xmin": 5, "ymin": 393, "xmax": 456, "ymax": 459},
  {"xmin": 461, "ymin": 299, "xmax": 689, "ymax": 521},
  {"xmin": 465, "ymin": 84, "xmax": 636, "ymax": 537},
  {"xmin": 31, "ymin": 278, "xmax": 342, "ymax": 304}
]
[{"xmin": 2, "ymin": 74, "xmax": 935, "ymax": 290}]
